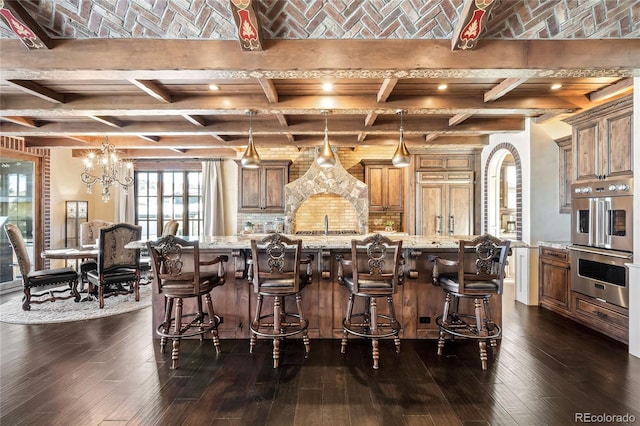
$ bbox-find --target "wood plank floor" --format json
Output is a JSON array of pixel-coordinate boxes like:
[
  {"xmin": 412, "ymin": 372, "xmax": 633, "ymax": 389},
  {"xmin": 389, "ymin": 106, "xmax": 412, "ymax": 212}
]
[{"xmin": 2, "ymin": 286, "xmax": 639, "ymax": 425}]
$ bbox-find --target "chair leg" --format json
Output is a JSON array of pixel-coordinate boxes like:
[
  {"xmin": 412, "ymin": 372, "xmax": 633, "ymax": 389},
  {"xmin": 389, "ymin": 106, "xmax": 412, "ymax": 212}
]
[
  {"xmin": 387, "ymin": 295, "xmax": 401, "ymax": 354},
  {"xmin": 441, "ymin": 292, "xmax": 452, "ymax": 324},
  {"xmin": 474, "ymin": 297, "xmax": 487, "ymax": 337},
  {"xmin": 479, "ymin": 340, "xmax": 488, "ymax": 370},
  {"xmin": 22, "ymin": 288, "xmax": 31, "ymax": 311},
  {"xmin": 437, "ymin": 328, "xmax": 446, "ymax": 356},
  {"xmin": 134, "ymin": 278, "xmax": 140, "ymax": 302},
  {"xmin": 71, "ymin": 280, "xmax": 81, "ymax": 302},
  {"xmin": 160, "ymin": 297, "xmax": 173, "ymax": 354},
  {"xmin": 171, "ymin": 298, "xmax": 184, "ymax": 369},
  {"xmin": 196, "ymin": 295, "xmax": 205, "ymax": 342},
  {"xmin": 372, "ymin": 338, "xmax": 380, "ymax": 370},
  {"xmin": 250, "ymin": 294, "xmax": 263, "ymax": 354},
  {"xmin": 99, "ymin": 286, "xmax": 105, "ymax": 309},
  {"xmin": 272, "ymin": 296, "xmax": 281, "ymax": 368},
  {"xmin": 295, "ymin": 292, "xmax": 310, "ymax": 356},
  {"xmin": 205, "ymin": 293, "xmax": 221, "ymax": 354},
  {"xmin": 341, "ymin": 293, "xmax": 355, "ymax": 354}
]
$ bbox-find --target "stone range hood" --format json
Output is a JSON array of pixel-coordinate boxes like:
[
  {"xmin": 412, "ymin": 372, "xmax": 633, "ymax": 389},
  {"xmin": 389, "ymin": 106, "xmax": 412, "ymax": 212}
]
[{"xmin": 284, "ymin": 149, "xmax": 369, "ymax": 234}]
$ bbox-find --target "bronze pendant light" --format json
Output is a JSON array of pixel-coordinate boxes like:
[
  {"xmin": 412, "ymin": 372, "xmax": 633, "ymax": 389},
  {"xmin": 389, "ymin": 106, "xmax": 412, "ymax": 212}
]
[
  {"xmin": 316, "ymin": 110, "xmax": 336, "ymax": 168},
  {"xmin": 392, "ymin": 109, "xmax": 411, "ymax": 168},
  {"xmin": 240, "ymin": 110, "xmax": 261, "ymax": 168}
]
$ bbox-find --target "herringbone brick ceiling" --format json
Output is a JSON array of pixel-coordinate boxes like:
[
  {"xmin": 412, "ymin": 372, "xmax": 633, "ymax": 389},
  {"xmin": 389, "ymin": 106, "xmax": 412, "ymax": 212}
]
[{"xmin": 1, "ymin": 0, "xmax": 638, "ymax": 40}]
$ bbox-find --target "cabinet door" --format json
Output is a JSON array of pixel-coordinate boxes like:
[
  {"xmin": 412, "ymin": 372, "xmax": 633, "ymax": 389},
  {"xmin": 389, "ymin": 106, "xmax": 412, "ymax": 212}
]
[
  {"xmin": 540, "ymin": 256, "xmax": 570, "ymax": 311},
  {"xmin": 603, "ymin": 110, "xmax": 633, "ymax": 178},
  {"xmin": 417, "ymin": 184, "xmax": 444, "ymax": 235},
  {"xmin": 238, "ymin": 168, "xmax": 261, "ymax": 210},
  {"xmin": 385, "ymin": 167, "xmax": 404, "ymax": 211},
  {"xmin": 446, "ymin": 184, "xmax": 472, "ymax": 236},
  {"xmin": 575, "ymin": 122, "xmax": 598, "ymax": 181},
  {"xmin": 367, "ymin": 165, "xmax": 386, "ymax": 211},
  {"xmin": 262, "ymin": 166, "xmax": 287, "ymax": 211}
]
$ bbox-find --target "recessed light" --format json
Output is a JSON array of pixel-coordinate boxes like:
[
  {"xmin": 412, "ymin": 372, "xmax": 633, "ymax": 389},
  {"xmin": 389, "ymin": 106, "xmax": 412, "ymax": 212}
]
[
  {"xmin": 208, "ymin": 84, "xmax": 220, "ymax": 91},
  {"xmin": 437, "ymin": 83, "xmax": 448, "ymax": 90},
  {"xmin": 322, "ymin": 82, "xmax": 333, "ymax": 92},
  {"xmin": 550, "ymin": 83, "xmax": 562, "ymax": 90}
]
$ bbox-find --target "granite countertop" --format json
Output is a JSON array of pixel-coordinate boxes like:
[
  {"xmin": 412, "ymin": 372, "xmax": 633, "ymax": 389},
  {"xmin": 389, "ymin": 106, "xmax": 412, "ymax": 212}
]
[
  {"xmin": 538, "ymin": 241, "xmax": 571, "ymax": 250},
  {"xmin": 127, "ymin": 234, "xmax": 527, "ymax": 250}
]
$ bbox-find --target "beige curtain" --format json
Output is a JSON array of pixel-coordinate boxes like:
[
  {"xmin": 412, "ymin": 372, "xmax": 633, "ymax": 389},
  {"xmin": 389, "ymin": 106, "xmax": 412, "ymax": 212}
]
[
  {"xmin": 115, "ymin": 162, "xmax": 135, "ymax": 224},
  {"xmin": 202, "ymin": 160, "xmax": 225, "ymax": 236}
]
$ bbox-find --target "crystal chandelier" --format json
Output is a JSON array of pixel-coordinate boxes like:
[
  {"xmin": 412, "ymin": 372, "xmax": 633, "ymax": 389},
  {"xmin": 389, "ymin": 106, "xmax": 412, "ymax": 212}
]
[{"xmin": 81, "ymin": 138, "xmax": 133, "ymax": 202}]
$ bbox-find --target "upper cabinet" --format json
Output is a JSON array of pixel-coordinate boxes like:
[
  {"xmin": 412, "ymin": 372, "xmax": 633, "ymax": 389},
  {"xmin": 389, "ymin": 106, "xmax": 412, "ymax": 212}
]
[
  {"xmin": 554, "ymin": 136, "xmax": 572, "ymax": 214},
  {"xmin": 236, "ymin": 160, "xmax": 291, "ymax": 212},
  {"xmin": 565, "ymin": 95, "xmax": 633, "ymax": 182},
  {"xmin": 361, "ymin": 160, "xmax": 406, "ymax": 212}
]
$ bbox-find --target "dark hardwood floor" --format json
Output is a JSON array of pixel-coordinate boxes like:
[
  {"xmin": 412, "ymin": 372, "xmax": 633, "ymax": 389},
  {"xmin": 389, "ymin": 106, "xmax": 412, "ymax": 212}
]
[{"xmin": 1, "ymin": 285, "xmax": 639, "ymax": 425}]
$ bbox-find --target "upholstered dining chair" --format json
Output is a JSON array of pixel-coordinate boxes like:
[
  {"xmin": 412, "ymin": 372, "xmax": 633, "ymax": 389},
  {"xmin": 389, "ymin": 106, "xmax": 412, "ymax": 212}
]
[
  {"xmin": 249, "ymin": 233, "xmax": 314, "ymax": 368},
  {"xmin": 86, "ymin": 223, "xmax": 142, "ymax": 309},
  {"xmin": 139, "ymin": 219, "xmax": 179, "ymax": 285},
  {"xmin": 147, "ymin": 235, "xmax": 228, "ymax": 369},
  {"xmin": 429, "ymin": 234, "xmax": 511, "ymax": 370},
  {"xmin": 162, "ymin": 219, "xmax": 179, "ymax": 237},
  {"xmin": 4, "ymin": 223, "xmax": 80, "ymax": 311},
  {"xmin": 79, "ymin": 219, "xmax": 114, "ymax": 287},
  {"xmin": 337, "ymin": 233, "xmax": 403, "ymax": 369}
]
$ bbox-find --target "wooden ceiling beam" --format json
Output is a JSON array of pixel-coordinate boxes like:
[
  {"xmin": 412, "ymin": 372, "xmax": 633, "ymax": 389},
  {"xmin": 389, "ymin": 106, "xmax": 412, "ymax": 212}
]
[
  {"xmin": 2, "ymin": 40, "xmax": 638, "ymax": 76},
  {"xmin": 451, "ymin": 0, "xmax": 497, "ymax": 51},
  {"xmin": 484, "ymin": 78, "xmax": 528, "ymax": 102},
  {"xmin": 0, "ymin": 116, "xmax": 37, "ymax": 127},
  {"xmin": 229, "ymin": 0, "xmax": 264, "ymax": 51},
  {"xmin": 182, "ymin": 114, "xmax": 207, "ymax": 126},
  {"xmin": 129, "ymin": 79, "xmax": 172, "ymax": 103},
  {"xmin": 0, "ymin": 1, "xmax": 53, "ymax": 49},
  {"xmin": 588, "ymin": 77, "xmax": 633, "ymax": 102},
  {"xmin": 275, "ymin": 112, "xmax": 288, "ymax": 126},
  {"xmin": 377, "ymin": 78, "xmax": 398, "ymax": 103},
  {"xmin": 139, "ymin": 135, "xmax": 161, "ymax": 142},
  {"xmin": 257, "ymin": 77, "xmax": 279, "ymax": 103},
  {"xmin": 449, "ymin": 113, "xmax": 473, "ymax": 126},
  {"xmin": 5, "ymin": 80, "xmax": 65, "ymax": 103},
  {"xmin": 87, "ymin": 115, "xmax": 124, "ymax": 128},
  {"xmin": 0, "ymin": 94, "xmax": 579, "ymax": 116},
  {"xmin": 364, "ymin": 112, "xmax": 378, "ymax": 127}
]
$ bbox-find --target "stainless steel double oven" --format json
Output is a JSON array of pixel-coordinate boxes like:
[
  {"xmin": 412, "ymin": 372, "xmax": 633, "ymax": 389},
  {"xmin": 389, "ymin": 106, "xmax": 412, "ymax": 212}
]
[{"xmin": 569, "ymin": 177, "xmax": 633, "ymax": 308}]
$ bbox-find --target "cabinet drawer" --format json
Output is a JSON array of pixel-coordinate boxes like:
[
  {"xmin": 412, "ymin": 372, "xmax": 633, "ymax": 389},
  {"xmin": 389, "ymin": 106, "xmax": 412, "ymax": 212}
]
[
  {"xmin": 417, "ymin": 155, "xmax": 474, "ymax": 171},
  {"xmin": 417, "ymin": 172, "xmax": 473, "ymax": 183},
  {"xmin": 540, "ymin": 247, "xmax": 568, "ymax": 262},
  {"xmin": 574, "ymin": 295, "xmax": 628, "ymax": 329}
]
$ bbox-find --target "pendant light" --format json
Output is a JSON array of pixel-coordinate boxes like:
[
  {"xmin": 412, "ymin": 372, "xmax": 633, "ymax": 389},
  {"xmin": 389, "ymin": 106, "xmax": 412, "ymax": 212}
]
[
  {"xmin": 392, "ymin": 109, "xmax": 411, "ymax": 168},
  {"xmin": 240, "ymin": 110, "xmax": 260, "ymax": 168},
  {"xmin": 316, "ymin": 110, "xmax": 336, "ymax": 168}
]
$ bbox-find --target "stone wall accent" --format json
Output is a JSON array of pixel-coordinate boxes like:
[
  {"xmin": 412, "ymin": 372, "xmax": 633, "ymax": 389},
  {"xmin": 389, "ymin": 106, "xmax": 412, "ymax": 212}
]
[{"xmin": 284, "ymin": 148, "xmax": 368, "ymax": 234}]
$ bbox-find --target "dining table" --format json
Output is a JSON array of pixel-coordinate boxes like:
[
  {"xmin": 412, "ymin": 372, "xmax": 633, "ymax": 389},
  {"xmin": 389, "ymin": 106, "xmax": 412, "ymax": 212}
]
[{"xmin": 41, "ymin": 246, "xmax": 99, "ymax": 300}]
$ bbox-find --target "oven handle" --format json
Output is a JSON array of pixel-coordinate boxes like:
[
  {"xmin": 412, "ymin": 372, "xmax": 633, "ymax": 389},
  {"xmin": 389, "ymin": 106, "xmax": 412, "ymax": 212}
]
[{"xmin": 567, "ymin": 245, "xmax": 633, "ymax": 260}]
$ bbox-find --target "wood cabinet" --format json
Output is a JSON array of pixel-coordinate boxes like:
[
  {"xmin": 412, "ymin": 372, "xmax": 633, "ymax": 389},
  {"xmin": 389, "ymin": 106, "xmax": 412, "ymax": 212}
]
[
  {"xmin": 416, "ymin": 154, "xmax": 474, "ymax": 171},
  {"xmin": 416, "ymin": 172, "xmax": 473, "ymax": 236},
  {"xmin": 236, "ymin": 160, "xmax": 291, "ymax": 212},
  {"xmin": 554, "ymin": 136, "xmax": 572, "ymax": 214},
  {"xmin": 361, "ymin": 160, "xmax": 406, "ymax": 212},
  {"xmin": 566, "ymin": 95, "xmax": 633, "ymax": 182},
  {"xmin": 539, "ymin": 246, "xmax": 571, "ymax": 315},
  {"xmin": 573, "ymin": 292, "xmax": 628, "ymax": 344}
]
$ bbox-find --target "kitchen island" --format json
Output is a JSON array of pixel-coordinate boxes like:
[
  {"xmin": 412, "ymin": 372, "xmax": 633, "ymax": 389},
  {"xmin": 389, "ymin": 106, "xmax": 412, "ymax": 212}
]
[{"xmin": 130, "ymin": 234, "xmax": 521, "ymax": 340}]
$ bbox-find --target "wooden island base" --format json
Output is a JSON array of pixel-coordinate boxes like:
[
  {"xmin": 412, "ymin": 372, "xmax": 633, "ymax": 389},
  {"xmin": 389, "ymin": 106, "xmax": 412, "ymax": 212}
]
[{"xmin": 136, "ymin": 235, "xmax": 507, "ymax": 340}]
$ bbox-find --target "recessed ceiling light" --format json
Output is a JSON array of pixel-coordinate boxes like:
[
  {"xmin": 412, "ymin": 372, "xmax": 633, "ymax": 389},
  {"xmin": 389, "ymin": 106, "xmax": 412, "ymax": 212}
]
[
  {"xmin": 322, "ymin": 82, "xmax": 333, "ymax": 92},
  {"xmin": 437, "ymin": 83, "xmax": 448, "ymax": 90},
  {"xmin": 551, "ymin": 83, "xmax": 562, "ymax": 90},
  {"xmin": 208, "ymin": 84, "xmax": 220, "ymax": 91}
]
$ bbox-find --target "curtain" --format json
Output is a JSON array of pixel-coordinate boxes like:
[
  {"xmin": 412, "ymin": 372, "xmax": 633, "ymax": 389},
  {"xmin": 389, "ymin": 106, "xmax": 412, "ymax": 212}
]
[
  {"xmin": 115, "ymin": 162, "xmax": 135, "ymax": 224},
  {"xmin": 202, "ymin": 160, "xmax": 225, "ymax": 236}
]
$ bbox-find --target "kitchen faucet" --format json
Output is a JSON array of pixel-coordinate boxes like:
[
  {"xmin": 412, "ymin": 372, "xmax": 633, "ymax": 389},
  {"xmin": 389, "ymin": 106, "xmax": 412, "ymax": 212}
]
[{"xmin": 324, "ymin": 214, "xmax": 329, "ymax": 235}]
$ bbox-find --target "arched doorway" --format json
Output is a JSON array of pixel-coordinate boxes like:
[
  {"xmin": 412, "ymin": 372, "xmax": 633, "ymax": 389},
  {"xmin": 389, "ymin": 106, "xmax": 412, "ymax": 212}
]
[{"xmin": 484, "ymin": 143, "xmax": 522, "ymax": 241}]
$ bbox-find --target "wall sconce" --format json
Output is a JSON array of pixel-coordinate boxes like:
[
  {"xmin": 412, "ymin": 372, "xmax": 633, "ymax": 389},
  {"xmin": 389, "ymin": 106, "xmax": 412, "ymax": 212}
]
[
  {"xmin": 240, "ymin": 110, "xmax": 261, "ymax": 168},
  {"xmin": 317, "ymin": 110, "xmax": 336, "ymax": 168},
  {"xmin": 392, "ymin": 109, "xmax": 411, "ymax": 168}
]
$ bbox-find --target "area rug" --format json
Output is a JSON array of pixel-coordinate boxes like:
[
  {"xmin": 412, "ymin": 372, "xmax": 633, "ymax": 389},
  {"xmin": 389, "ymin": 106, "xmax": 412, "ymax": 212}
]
[{"xmin": 0, "ymin": 284, "xmax": 151, "ymax": 324}]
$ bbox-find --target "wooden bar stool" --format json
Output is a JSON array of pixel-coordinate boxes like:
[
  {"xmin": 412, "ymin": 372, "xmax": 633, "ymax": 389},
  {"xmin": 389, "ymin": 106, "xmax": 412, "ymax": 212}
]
[
  {"xmin": 337, "ymin": 233, "xmax": 403, "ymax": 369},
  {"xmin": 430, "ymin": 234, "xmax": 510, "ymax": 370}
]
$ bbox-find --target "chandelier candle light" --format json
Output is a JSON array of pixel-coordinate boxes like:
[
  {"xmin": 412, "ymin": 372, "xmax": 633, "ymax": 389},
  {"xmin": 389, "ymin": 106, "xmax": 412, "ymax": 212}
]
[{"xmin": 81, "ymin": 138, "xmax": 133, "ymax": 202}]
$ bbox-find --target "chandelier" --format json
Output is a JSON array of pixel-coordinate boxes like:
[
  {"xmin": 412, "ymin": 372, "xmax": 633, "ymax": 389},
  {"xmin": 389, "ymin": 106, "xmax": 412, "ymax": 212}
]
[{"xmin": 81, "ymin": 138, "xmax": 133, "ymax": 202}]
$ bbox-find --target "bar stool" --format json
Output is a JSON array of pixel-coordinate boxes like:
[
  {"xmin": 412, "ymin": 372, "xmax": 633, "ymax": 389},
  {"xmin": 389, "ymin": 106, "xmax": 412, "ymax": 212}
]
[
  {"xmin": 249, "ymin": 233, "xmax": 314, "ymax": 368},
  {"xmin": 147, "ymin": 235, "xmax": 228, "ymax": 369},
  {"xmin": 337, "ymin": 233, "xmax": 403, "ymax": 369},
  {"xmin": 429, "ymin": 234, "xmax": 510, "ymax": 370}
]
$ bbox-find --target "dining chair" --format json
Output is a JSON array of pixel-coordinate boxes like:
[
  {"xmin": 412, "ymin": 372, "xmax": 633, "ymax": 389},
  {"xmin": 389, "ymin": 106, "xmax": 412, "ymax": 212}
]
[
  {"xmin": 429, "ymin": 233, "xmax": 511, "ymax": 370},
  {"xmin": 147, "ymin": 235, "xmax": 228, "ymax": 369},
  {"xmin": 249, "ymin": 233, "xmax": 314, "ymax": 368},
  {"xmin": 86, "ymin": 223, "xmax": 142, "ymax": 308},
  {"xmin": 4, "ymin": 223, "xmax": 80, "ymax": 311},
  {"xmin": 337, "ymin": 233, "xmax": 403, "ymax": 369},
  {"xmin": 79, "ymin": 219, "xmax": 114, "ymax": 288}
]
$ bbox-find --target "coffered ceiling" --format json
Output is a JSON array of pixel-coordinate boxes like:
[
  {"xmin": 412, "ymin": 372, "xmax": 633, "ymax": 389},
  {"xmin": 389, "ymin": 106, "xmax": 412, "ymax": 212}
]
[{"xmin": 1, "ymin": 0, "xmax": 639, "ymax": 158}]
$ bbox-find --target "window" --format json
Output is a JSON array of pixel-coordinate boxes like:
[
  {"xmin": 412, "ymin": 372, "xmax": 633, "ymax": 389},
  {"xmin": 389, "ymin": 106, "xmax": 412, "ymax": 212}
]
[{"xmin": 135, "ymin": 169, "xmax": 203, "ymax": 239}]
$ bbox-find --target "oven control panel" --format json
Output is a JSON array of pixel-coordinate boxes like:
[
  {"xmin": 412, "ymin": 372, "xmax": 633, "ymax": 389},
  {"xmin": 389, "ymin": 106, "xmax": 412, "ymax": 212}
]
[{"xmin": 572, "ymin": 178, "xmax": 633, "ymax": 199}]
